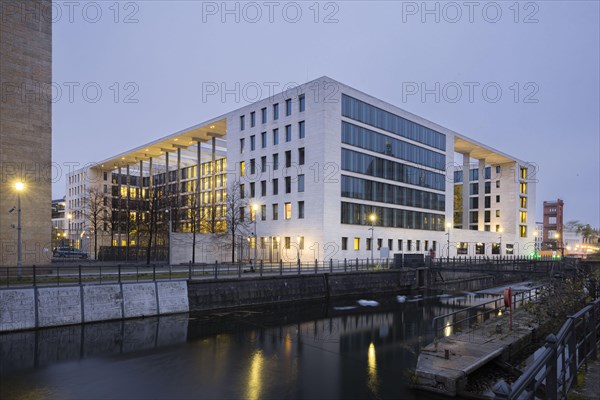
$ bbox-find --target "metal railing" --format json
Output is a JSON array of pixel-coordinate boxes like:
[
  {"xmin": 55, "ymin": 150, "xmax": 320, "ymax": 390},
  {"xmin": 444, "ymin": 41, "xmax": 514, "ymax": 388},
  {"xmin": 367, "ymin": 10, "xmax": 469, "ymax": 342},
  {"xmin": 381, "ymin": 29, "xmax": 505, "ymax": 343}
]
[
  {"xmin": 0, "ymin": 258, "xmax": 397, "ymax": 288},
  {"xmin": 431, "ymin": 285, "xmax": 543, "ymax": 340},
  {"xmin": 492, "ymin": 297, "xmax": 600, "ymax": 399}
]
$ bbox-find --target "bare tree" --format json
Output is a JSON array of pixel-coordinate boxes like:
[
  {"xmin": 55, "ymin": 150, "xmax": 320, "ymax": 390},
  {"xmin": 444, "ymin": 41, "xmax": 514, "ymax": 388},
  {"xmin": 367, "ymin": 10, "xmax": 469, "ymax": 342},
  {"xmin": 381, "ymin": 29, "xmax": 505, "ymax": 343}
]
[
  {"xmin": 84, "ymin": 187, "xmax": 111, "ymax": 259},
  {"xmin": 223, "ymin": 179, "xmax": 250, "ymax": 263}
]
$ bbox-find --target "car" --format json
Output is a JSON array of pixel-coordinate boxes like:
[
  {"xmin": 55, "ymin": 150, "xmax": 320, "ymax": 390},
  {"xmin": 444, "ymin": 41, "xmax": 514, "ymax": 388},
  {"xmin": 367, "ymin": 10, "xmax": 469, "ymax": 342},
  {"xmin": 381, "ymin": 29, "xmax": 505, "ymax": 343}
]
[{"xmin": 53, "ymin": 247, "xmax": 88, "ymax": 259}]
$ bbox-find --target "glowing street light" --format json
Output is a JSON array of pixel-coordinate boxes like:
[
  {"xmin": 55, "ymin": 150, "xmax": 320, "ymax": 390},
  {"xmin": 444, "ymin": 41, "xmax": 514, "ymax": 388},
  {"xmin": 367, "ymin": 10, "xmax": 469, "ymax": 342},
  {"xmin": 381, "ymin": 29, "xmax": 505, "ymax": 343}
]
[{"xmin": 15, "ymin": 182, "xmax": 24, "ymax": 278}]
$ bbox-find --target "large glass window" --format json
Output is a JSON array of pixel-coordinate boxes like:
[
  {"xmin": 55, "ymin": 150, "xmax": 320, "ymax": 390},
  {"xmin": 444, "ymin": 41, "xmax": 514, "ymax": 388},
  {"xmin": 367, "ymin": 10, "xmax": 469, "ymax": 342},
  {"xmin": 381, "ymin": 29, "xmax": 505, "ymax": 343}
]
[
  {"xmin": 341, "ymin": 148, "xmax": 445, "ymax": 191},
  {"xmin": 250, "ymin": 135, "xmax": 256, "ymax": 151},
  {"xmin": 284, "ymin": 202, "xmax": 292, "ymax": 219},
  {"xmin": 261, "ymin": 107, "xmax": 267, "ymax": 123},
  {"xmin": 342, "ymin": 94, "xmax": 446, "ymax": 150},
  {"xmin": 285, "ymin": 150, "xmax": 291, "ymax": 168},
  {"xmin": 273, "ymin": 128, "xmax": 279, "ymax": 145},
  {"xmin": 299, "ymin": 121, "xmax": 305, "ymax": 139},
  {"xmin": 273, "ymin": 153, "xmax": 279, "ymax": 170},
  {"xmin": 285, "ymin": 125, "xmax": 292, "ymax": 142},
  {"xmin": 272, "ymin": 204, "xmax": 278, "ymax": 220},
  {"xmin": 341, "ymin": 202, "xmax": 444, "ymax": 231},
  {"xmin": 261, "ymin": 132, "xmax": 267, "ymax": 148},
  {"xmin": 298, "ymin": 201, "xmax": 304, "ymax": 219},
  {"xmin": 341, "ymin": 175, "xmax": 444, "ymax": 211},
  {"xmin": 285, "ymin": 99, "xmax": 292, "ymax": 116},
  {"xmin": 341, "ymin": 122, "xmax": 446, "ymax": 170},
  {"xmin": 240, "ymin": 115, "xmax": 245, "ymax": 130},
  {"xmin": 273, "ymin": 178, "xmax": 278, "ymax": 195},
  {"xmin": 273, "ymin": 103, "xmax": 279, "ymax": 120},
  {"xmin": 299, "ymin": 147, "xmax": 305, "ymax": 165},
  {"xmin": 299, "ymin": 94, "xmax": 305, "ymax": 112},
  {"xmin": 261, "ymin": 204, "xmax": 267, "ymax": 221},
  {"xmin": 285, "ymin": 177, "xmax": 291, "ymax": 193},
  {"xmin": 250, "ymin": 111, "xmax": 256, "ymax": 127},
  {"xmin": 298, "ymin": 174, "xmax": 305, "ymax": 192}
]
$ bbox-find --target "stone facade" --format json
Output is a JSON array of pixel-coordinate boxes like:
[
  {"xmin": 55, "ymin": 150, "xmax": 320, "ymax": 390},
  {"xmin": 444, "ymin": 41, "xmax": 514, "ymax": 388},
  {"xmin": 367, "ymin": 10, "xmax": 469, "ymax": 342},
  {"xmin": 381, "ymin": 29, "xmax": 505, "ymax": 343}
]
[{"xmin": 0, "ymin": 0, "xmax": 52, "ymax": 266}]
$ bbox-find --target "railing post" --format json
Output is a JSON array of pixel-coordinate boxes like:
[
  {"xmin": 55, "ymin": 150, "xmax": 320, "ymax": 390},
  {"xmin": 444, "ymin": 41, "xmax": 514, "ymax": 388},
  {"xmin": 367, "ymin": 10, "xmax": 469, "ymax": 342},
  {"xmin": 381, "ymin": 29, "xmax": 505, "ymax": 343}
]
[
  {"xmin": 260, "ymin": 260, "xmax": 263, "ymax": 277},
  {"xmin": 314, "ymin": 259, "xmax": 318, "ymax": 274},
  {"xmin": 545, "ymin": 334, "xmax": 558, "ymax": 400},
  {"xmin": 118, "ymin": 264, "xmax": 121, "ymax": 283},
  {"xmin": 491, "ymin": 379, "xmax": 511, "ymax": 400},
  {"xmin": 344, "ymin": 258, "xmax": 347, "ymax": 272},
  {"xmin": 356, "ymin": 257, "xmax": 359, "ymax": 271},
  {"xmin": 214, "ymin": 261, "xmax": 218, "ymax": 279},
  {"xmin": 279, "ymin": 259, "xmax": 283, "ymax": 275},
  {"xmin": 297, "ymin": 258, "xmax": 301, "ymax": 275},
  {"xmin": 190, "ymin": 263, "xmax": 193, "ymax": 281},
  {"xmin": 589, "ymin": 303, "xmax": 598, "ymax": 360},
  {"xmin": 329, "ymin": 259, "xmax": 333, "ymax": 273},
  {"xmin": 153, "ymin": 264, "xmax": 156, "ymax": 281}
]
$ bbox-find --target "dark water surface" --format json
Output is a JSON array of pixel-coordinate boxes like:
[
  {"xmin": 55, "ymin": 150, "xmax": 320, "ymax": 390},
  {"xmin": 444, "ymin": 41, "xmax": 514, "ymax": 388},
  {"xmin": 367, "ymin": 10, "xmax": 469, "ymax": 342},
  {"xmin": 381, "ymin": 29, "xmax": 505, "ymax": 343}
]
[{"xmin": 0, "ymin": 292, "xmax": 476, "ymax": 400}]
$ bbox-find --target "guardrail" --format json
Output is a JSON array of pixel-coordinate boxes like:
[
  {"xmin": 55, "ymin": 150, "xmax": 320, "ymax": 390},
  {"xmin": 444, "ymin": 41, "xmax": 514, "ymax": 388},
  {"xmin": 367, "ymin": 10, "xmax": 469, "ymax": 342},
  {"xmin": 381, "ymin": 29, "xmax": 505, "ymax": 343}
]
[
  {"xmin": 0, "ymin": 258, "xmax": 397, "ymax": 288},
  {"xmin": 431, "ymin": 285, "xmax": 543, "ymax": 340},
  {"xmin": 492, "ymin": 297, "xmax": 600, "ymax": 400}
]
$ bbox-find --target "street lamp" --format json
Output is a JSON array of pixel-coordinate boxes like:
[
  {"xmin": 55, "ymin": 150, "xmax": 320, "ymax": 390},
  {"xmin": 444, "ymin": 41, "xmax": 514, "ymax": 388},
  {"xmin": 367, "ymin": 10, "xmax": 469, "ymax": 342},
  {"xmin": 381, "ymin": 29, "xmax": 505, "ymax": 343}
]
[
  {"xmin": 445, "ymin": 222, "xmax": 452, "ymax": 262},
  {"xmin": 15, "ymin": 182, "xmax": 24, "ymax": 278},
  {"xmin": 533, "ymin": 230, "xmax": 539, "ymax": 258},
  {"xmin": 252, "ymin": 204, "xmax": 259, "ymax": 266},
  {"xmin": 165, "ymin": 207, "xmax": 172, "ymax": 266},
  {"xmin": 498, "ymin": 227, "xmax": 503, "ymax": 257},
  {"xmin": 555, "ymin": 232, "xmax": 564, "ymax": 259},
  {"xmin": 67, "ymin": 213, "xmax": 73, "ymax": 248},
  {"xmin": 368, "ymin": 213, "xmax": 376, "ymax": 265}
]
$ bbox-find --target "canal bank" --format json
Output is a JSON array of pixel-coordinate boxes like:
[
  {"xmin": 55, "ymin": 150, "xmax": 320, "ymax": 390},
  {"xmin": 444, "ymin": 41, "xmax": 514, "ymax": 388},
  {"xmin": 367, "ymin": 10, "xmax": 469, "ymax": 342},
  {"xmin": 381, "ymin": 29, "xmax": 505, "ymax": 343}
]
[{"xmin": 1, "ymin": 268, "xmax": 532, "ymax": 332}]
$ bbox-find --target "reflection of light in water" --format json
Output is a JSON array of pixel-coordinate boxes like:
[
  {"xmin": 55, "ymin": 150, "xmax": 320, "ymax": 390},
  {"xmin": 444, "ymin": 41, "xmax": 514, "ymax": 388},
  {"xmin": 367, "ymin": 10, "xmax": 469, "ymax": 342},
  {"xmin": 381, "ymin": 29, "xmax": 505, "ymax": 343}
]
[
  {"xmin": 246, "ymin": 350, "xmax": 264, "ymax": 400},
  {"xmin": 367, "ymin": 342, "xmax": 379, "ymax": 395},
  {"xmin": 284, "ymin": 333, "xmax": 292, "ymax": 356},
  {"xmin": 443, "ymin": 321, "xmax": 452, "ymax": 337}
]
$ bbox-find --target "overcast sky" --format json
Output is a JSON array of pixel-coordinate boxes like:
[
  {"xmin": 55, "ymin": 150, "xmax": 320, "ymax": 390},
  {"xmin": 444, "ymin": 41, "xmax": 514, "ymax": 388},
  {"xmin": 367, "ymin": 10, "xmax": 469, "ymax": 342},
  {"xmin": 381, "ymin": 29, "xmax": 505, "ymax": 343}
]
[{"xmin": 52, "ymin": 0, "xmax": 600, "ymax": 227}]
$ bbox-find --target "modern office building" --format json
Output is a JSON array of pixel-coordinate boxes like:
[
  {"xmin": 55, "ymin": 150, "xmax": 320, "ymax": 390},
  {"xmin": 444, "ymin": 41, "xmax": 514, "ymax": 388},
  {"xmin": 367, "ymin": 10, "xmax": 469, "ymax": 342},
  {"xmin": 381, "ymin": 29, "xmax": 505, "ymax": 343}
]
[
  {"xmin": 541, "ymin": 199, "xmax": 564, "ymax": 252},
  {"xmin": 66, "ymin": 77, "xmax": 537, "ymax": 263},
  {"xmin": 0, "ymin": 0, "xmax": 52, "ymax": 266}
]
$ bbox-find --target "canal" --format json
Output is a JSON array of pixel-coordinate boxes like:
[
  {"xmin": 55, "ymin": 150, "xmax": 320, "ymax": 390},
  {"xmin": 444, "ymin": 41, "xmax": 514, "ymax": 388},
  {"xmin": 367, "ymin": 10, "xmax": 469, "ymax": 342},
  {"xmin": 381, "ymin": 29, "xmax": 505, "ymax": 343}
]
[{"xmin": 0, "ymin": 290, "xmax": 495, "ymax": 399}]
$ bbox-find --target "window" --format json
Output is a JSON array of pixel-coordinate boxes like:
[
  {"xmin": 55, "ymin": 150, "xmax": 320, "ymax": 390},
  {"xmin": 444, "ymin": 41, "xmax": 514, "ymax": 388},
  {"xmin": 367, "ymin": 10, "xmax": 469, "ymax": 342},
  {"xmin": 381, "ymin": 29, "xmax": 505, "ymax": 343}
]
[
  {"xmin": 285, "ymin": 150, "xmax": 291, "ymax": 168},
  {"xmin": 520, "ymin": 197, "xmax": 527, "ymax": 208},
  {"xmin": 484, "ymin": 181, "xmax": 491, "ymax": 194},
  {"xmin": 240, "ymin": 138, "xmax": 245, "ymax": 154},
  {"xmin": 496, "ymin": 180, "xmax": 500, "ymax": 188},
  {"xmin": 485, "ymin": 210, "xmax": 491, "ymax": 223},
  {"xmin": 520, "ymin": 167, "xmax": 527, "ymax": 179},
  {"xmin": 470, "ymin": 183, "xmax": 479, "ymax": 195},
  {"xmin": 470, "ymin": 211, "xmax": 478, "ymax": 223},
  {"xmin": 260, "ymin": 156, "xmax": 267, "ymax": 172},
  {"xmin": 273, "ymin": 128, "xmax": 279, "ymax": 145},
  {"xmin": 250, "ymin": 159, "xmax": 256, "ymax": 174},
  {"xmin": 261, "ymin": 132, "xmax": 267, "ymax": 148},
  {"xmin": 496, "ymin": 224, "xmax": 501, "ymax": 232},
  {"xmin": 250, "ymin": 135, "xmax": 256, "ymax": 151},
  {"xmin": 485, "ymin": 225, "xmax": 490, "ymax": 231},
  {"xmin": 366, "ymin": 238, "xmax": 372, "ymax": 251},
  {"xmin": 272, "ymin": 178, "xmax": 278, "ymax": 195},
  {"xmin": 240, "ymin": 184, "xmax": 245, "ymax": 199},
  {"xmin": 298, "ymin": 147, "xmax": 305, "ymax": 165},
  {"xmin": 425, "ymin": 240, "xmax": 429, "ymax": 251},
  {"xmin": 496, "ymin": 210, "xmax": 500, "ymax": 217},
  {"xmin": 520, "ymin": 225, "xmax": 527, "ymax": 238},
  {"xmin": 240, "ymin": 115, "xmax": 245, "ymax": 130},
  {"xmin": 398, "ymin": 239, "xmax": 403, "ymax": 251},
  {"xmin": 272, "ymin": 204, "xmax": 278, "ymax": 220},
  {"xmin": 496, "ymin": 195, "xmax": 500, "ymax": 203},
  {"xmin": 299, "ymin": 121, "xmax": 305, "ymax": 139},
  {"xmin": 492, "ymin": 243, "xmax": 500, "ymax": 255},
  {"xmin": 548, "ymin": 216, "xmax": 556, "ymax": 224},
  {"xmin": 377, "ymin": 238, "xmax": 383, "ymax": 250},
  {"xmin": 520, "ymin": 211, "xmax": 527, "ymax": 223},
  {"xmin": 103, "ymin": 172, "xmax": 108, "ymax": 180},
  {"xmin": 476, "ymin": 243, "xmax": 485, "ymax": 255},
  {"xmin": 250, "ymin": 182, "xmax": 255, "ymax": 197},
  {"xmin": 285, "ymin": 177, "xmax": 291, "ymax": 193},
  {"xmin": 299, "ymin": 94, "xmax": 305, "ymax": 112},
  {"xmin": 285, "ymin": 237, "xmax": 291, "ymax": 249},
  {"xmin": 284, "ymin": 202, "xmax": 292, "ymax": 219},
  {"xmin": 298, "ymin": 236, "xmax": 304, "ymax": 250},
  {"xmin": 298, "ymin": 201, "xmax": 304, "ymax": 219},
  {"xmin": 496, "ymin": 166, "xmax": 501, "ymax": 174},
  {"xmin": 261, "ymin": 204, "xmax": 267, "ymax": 221},
  {"xmin": 342, "ymin": 237, "xmax": 348, "ymax": 250},
  {"xmin": 457, "ymin": 242, "xmax": 468, "ymax": 255},
  {"xmin": 261, "ymin": 180, "xmax": 267, "ymax": 196},
  {"xmin": 520, "ymin": 182, "xmax": 527, "ymax": 194},
  {"xmin": 298, "ymin": 174, "xmax": 305, "ymax": 192},
  {"xmin": 273, "ymin": 103, "xmax": 279, "ymax": 120},
  {"xmin": 285, "ymin": 98, "xmax": 292, "ymax": 116},
  {"xmin": 285, "ymin": 125, "xmax": 292, "ymax": 142},
  {"xmin": 388, "ymin": 239, "xmax": 393, "ymax": 250},
  {"xmin": 416, "ymin": 240, "xmax": 420, "ymax": 251},
  {"xmin": 261, "ymin": 107, "xmax": 267, "ymax": 123},
  {"xmin": 250, "ymin": 111, "xmax": 256, "ymax": 127},
  {"xmin": 273, "ymin": 153, "xmax": 279, "ymax": 170},
  {"xmin": 485, "ymin": 196, "xmax": 491, "ymax": 208},
  {"xmin": 239, "ymin": 207, "xmax": 245, "ymax": 222},
  {"xmin": 470, "ymin": 197, "xmax": 479, "ymax": 209},
  {"xmin": 407, "ymin": 240, "xmax": 412, "ymax": 251},
  {"xmin": 354, "ymin": 238, "xmax": 360, "ymax": 250},
  {"xmin": 240, "ymin": 161, "xmax": 245, "ymax": 177}
]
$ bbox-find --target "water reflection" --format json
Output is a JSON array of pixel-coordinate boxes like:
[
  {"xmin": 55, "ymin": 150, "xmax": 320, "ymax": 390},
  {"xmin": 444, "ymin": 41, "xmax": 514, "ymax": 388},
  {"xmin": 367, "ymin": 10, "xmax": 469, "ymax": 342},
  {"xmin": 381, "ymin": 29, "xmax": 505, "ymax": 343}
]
[
  {"xmin": 367, "ymin": 342, "xmax": 379, "ymax": 395},
  {"xmin": 246, "ymin": 350, "xmax": 264, "ymax": 400}
]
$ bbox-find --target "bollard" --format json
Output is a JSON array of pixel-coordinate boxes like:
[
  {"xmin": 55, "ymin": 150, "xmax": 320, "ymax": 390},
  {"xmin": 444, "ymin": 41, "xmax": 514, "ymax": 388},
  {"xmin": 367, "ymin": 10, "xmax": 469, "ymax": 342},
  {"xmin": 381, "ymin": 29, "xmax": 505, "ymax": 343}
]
[
  {"xmin": 279, "ymin": 259, "xmax": 283, "ymax": 275},
  {"xmin": 314, "ymin": 259, "xmax": 318, "ymax": 274},
  {"xmin": 344, "ymin": 258, "xmax": 347, "ymax": 272},
  {"xmin": 356, "ymin": 257, "xmax": 359, "ymax": 271},
  {"xmin": 214, "ymin": 261, "xmax": 218, "ymax": 279},
  {"xmin": 329, "ymin": 259, "xmax": 333, "ymax": 273}
]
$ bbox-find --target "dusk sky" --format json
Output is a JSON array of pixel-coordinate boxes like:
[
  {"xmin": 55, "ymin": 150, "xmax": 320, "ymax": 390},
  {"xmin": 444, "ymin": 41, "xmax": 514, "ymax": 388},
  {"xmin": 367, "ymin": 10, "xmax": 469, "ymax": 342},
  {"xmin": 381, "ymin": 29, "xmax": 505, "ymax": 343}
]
[{"xmin": 52, "ymin": 0, "xmax": 600, "ymax": 227}]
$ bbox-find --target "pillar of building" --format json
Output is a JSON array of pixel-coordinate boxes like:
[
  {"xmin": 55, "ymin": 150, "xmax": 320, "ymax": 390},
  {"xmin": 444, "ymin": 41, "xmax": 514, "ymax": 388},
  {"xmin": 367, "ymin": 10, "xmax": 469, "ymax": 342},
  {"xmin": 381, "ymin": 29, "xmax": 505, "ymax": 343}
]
[
  {"xmin": 176, "ymin": 148, "xmax": 182, "ymax": 232},
  {"xmin": 478, "ymin": 158, "xmax": 486, "ymax": 231},
  {"xmin": 461, "ymin": 153, "xmax": 471, "ymax": 229}
]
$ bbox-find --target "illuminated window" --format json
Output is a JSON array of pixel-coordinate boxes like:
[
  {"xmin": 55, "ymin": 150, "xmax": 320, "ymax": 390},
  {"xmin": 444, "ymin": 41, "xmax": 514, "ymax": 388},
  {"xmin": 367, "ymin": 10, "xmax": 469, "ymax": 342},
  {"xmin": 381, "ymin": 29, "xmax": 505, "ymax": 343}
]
[
  {"xmin": 520, "ymin": 211, "xmax": 527, "ymax": 223},
  {"xmin": 520, "ymin": 182, "xmax": 527, "ymax": 194},
  {"xmin": 520, "ymin": 167, "xmax": 527, "ymax": 180},
  {"xmin": 272, "ymin": 204, "xmax": 278, "ymax": 220},
  {"xmin": 520, "ymin": 196, "xmax": 527, "ymax": 208},
  {"xmin": 298, "ymin": 236, "xmax": 304, "ymax": 250},
  {"xmin": 520, "ymin": 225, "xmax": 527, "ymax": 238},
  {"xmin": 284, "ymin": 202, "xmax": 292, "ymax": 219},
  {"xmin": 285, "ymin": 237, "xmax": 291, "ymax": 249},
  {"xmin": 240, "ymin": 161, "xmax": 245, "ymax": 177},
  {"xmin": 353, "ymin": 237, "xmax": 360, "ymax": 250}
]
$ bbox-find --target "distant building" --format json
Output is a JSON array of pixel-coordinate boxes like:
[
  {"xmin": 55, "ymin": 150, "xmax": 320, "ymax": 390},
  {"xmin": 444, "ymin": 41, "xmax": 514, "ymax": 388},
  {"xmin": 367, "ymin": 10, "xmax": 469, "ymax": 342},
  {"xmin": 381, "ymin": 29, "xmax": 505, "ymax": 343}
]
[
  {"xmin": 542, "ymin": 199, "xmax": 564, "ymax": 251},
  {"xmin": 51, "ymin": 198, "xmax": 66, "ymax": 248},
  {"xmin": 535, "ymin": 221, "xmax": 543, "ymax": 252},
  {"xmin": 0, "ymin": 0, "xmax": 53, "ymax": 266}
]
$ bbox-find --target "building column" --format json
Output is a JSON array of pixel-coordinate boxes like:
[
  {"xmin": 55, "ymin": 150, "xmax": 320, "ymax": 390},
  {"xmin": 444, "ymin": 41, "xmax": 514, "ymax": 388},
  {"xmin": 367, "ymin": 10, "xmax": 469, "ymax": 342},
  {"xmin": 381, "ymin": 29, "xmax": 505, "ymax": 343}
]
[
  {"xmin": 211, "ymin": 137, "xmax": 216, "ymax": 233},
  {"xmin": 478, "ymin": 158, "xmax": 486, "ymax": 231},
  {"xmin": 138, "ymin": 160, "xmax": 143, "ymax": 259},
  {"xmin": 461, "ymin": 153, "xmax": 470, "ymax": 229},
  {"xmin": 126, "ymin": 164, "xmax": 131, "ymax": 259},
  {"xmin": 177, "ymin": 148, "xmax": 181, "ymax": 232}
]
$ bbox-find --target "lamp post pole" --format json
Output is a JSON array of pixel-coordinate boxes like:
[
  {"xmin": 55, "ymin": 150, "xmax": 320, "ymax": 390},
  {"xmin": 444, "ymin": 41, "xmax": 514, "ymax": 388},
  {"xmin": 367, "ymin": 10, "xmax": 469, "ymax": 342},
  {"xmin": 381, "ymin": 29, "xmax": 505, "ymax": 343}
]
[
  {"xmin": 498, "ymin": 227, "xmax": 503, "ymax": 258},
  {"xmin": 253, "ymin": 204, "xmax": 258, "ymax": 266},
  {"xmin": 369, "ymin": 213, "xmax": 376, "ymax": 266},
  {"xmin": 16, "ymin": 182, "xmax": 24, "ymax": 278},
  {"xmin": 446, "ymin": 222, "xmax": 451, "ymax": 262},
  {"xmin": 167, "ymin": 207, "xmax": 172, "ymax": 266}
]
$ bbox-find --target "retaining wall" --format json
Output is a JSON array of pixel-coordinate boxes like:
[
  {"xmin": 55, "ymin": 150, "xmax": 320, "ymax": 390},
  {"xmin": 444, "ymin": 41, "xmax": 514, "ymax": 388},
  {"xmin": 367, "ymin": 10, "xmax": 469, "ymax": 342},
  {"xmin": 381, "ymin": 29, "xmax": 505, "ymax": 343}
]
[{"xmin": 0, "ymin": 281, "xmax": 189, "ymax": 332}]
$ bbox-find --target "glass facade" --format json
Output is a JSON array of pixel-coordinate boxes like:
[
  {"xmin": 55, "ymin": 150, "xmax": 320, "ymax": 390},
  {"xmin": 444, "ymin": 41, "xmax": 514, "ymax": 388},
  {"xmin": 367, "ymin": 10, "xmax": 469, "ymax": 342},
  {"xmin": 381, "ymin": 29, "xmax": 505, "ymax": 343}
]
[
  {"xmin": 341, "ymin": 148, "xmax": 445, "ymax": 191},
  {"xmin": 341, "ymin": 202, "xmax": 444, "ymax": 231},
  {"xmin": 342, "ymin": 94, "xmax": 446, "ymax": 150},
  {"xmin": 341, "ymin": 175, "xmax": 444, "ymax": 211},
  {"xmin": 341, "ymin": 122, "xmax": 445, "ymax": 170}
]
